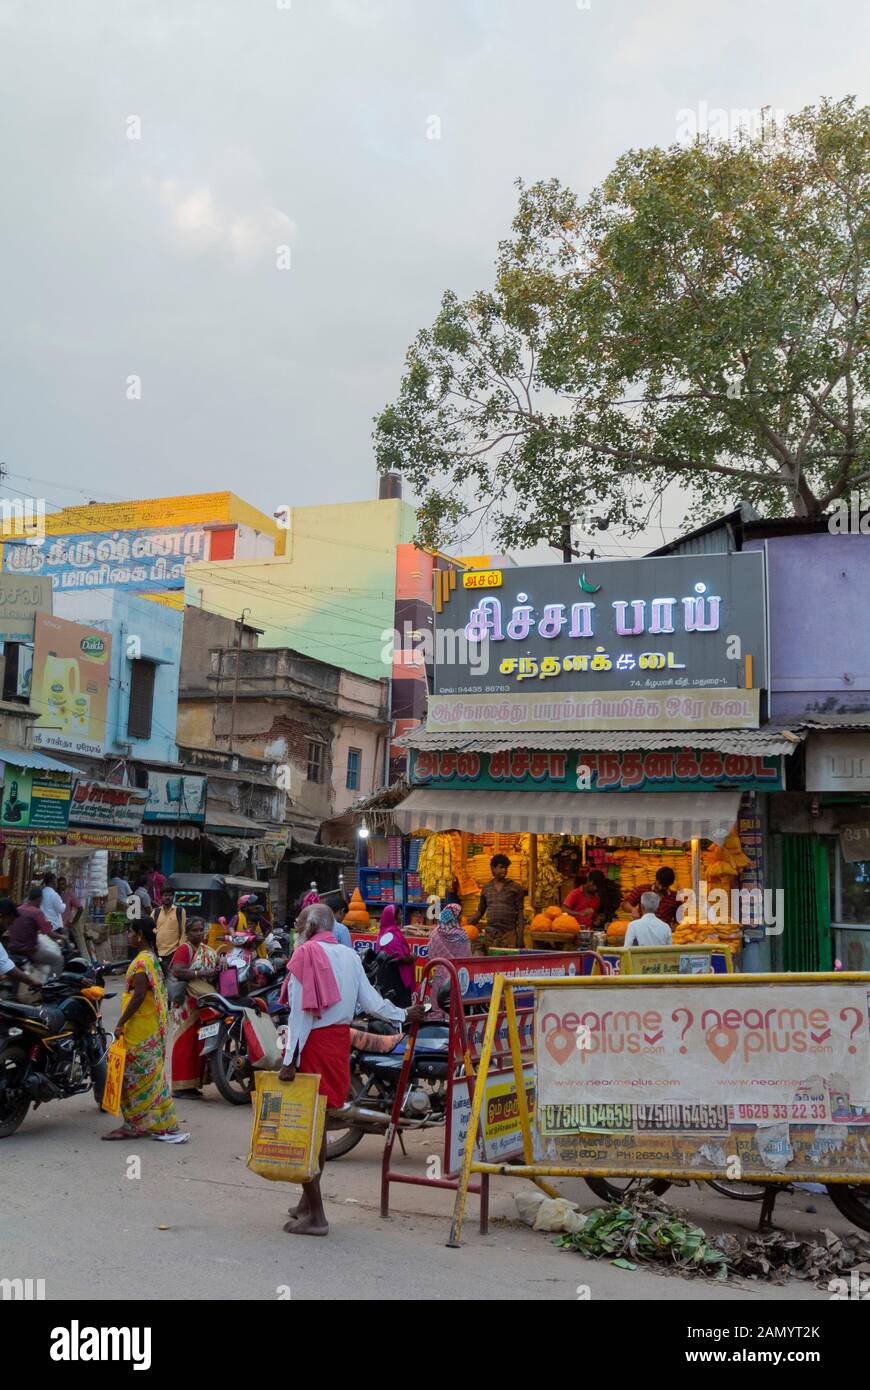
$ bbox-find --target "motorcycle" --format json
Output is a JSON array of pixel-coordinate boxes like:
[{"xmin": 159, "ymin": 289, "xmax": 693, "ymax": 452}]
[
  {"xmin": 325, "ymin": 1014, "xmax": 451, "ymax": 1160},
  {"xmin": 0, "ymin": 958, "xmax": 111, "ymax": 1137},
  {"xmin": 195, "ymin": 984, "xmax": 285, "ymax": 1105}
]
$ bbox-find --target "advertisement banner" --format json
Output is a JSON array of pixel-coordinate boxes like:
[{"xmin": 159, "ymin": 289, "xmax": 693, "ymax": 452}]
[
  {"xmin": 0, "ymin": 575, "xmax": 51, "ymax": 641},
  {"xmin": 0, "ymin": 763, "xmax": 72, "ymax": 830},
  {"xmin": 435, "ymin": 552, "xmax": 766, "ymax": 705},
  {"xmin": 31, "ymin": 614, "xmax": 111, "ymax": 757},
  {"xmin": 410, "ymin": 747, "xmax": 782, "ymax": 793},
  {"xmin": 427, "ymin": 688, "xmax": 760, "ymax": 733},
  {"xmin": 3, "ymin": 524, "xmax": 209, "ymax": 595},
  {"xmin": 69, "ymin": 780, "xmax": 148, "ymax": 832},
  {"xmin": 143, "ymin": 772, "xmax": 207, "ymax": 823},
  {"xmin": 448, "ymin": 1065, "xmax": 535, "ymax": 1174},
  {"xmin": 535, "ymin": 982, "xmax": 870, "ymax": 1111}
]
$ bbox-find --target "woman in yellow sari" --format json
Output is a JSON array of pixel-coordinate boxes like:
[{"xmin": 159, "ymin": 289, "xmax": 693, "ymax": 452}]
[{"xmin": 101, "ymin": 919, "xmax": 189, "ymax": 1143}]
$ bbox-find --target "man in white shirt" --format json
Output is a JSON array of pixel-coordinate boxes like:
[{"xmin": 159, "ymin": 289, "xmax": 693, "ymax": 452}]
[
  {"xmin": 40, "ymin": 873, "xmax": 67, "ymax": 936},
  {"xmin": 624, "ymin": 892, "xmax": 673, "ymax": 947},
  {"xmin": 278, "ymin": 903, "xmax": 425, "ymax": 1237}
]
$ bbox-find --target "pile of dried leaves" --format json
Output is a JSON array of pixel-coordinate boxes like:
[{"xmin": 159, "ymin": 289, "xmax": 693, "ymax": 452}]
[
  {"xmin": 556, "ymin": 1192, "xmax": 870, "ymax": 1286},
  {"xmin": 715, "ymin": 1225, "xmax": 870, "ymax": 1286}
]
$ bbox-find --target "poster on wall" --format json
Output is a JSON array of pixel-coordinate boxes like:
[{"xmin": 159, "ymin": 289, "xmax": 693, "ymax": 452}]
[
  {"xmin": 0, "ymin": 763, "xmax": 72, "ymax": 830},
  {"xmin": 0, "ymin": 575, "xmax": 52, "ymax": 641},
  {"xmin": 143, "ymin": 772, "xmax": 206, "ymax": 823},
  {"xmin": 31, "ymin": 614, "xmax": 111, "ymax": 757}
]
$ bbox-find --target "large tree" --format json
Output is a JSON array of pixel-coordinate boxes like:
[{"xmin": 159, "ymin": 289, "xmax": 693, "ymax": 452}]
[{"xmin": 375, "ymin": 98, "xmax": 870, "ymax": 550}]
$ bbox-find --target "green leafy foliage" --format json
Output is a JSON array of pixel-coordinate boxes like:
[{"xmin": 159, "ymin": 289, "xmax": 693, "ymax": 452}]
[
  {"xmin": 375, "ymin": 99, "xmax": 870, "ymax": 549},
  {"xmin": 555, "ymin": 1198, "xmax": 729, "ymax": 1279}
]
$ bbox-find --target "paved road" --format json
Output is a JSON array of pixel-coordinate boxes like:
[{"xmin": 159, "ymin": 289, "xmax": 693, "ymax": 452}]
[{"xmin": 1, "ymin": 998, "xmax": 859, "ymax": 1302}]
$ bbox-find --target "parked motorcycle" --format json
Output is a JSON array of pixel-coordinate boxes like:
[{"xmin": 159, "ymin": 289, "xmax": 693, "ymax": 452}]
[
  {"xmin": 195, "ymin": 986, "xmax": 284, "ymax": 1105},
  {"xmin": 0, "ymin": 958, "xmax": 111, "ymax": 1137},
  {"xmin": 325, "ymin": 1015, "xmax": 451, "ymax": 1160}
]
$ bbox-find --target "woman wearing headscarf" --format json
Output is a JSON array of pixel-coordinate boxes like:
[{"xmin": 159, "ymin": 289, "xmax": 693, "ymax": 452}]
[
  {"xmin": 427, "ymin": 903, "xmax": 471, "ymax": 1020},
  {"xmin": 372, "ymin": 904, "xmax": 415, "ymax": 1008}
]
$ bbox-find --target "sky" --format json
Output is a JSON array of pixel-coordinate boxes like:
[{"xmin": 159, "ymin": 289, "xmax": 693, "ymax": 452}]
[{"xmin": 1, "ymin": 0, "xmax": 869, "ymax": 561}]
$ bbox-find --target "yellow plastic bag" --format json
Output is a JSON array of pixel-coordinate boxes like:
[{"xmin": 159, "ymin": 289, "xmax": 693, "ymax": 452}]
[
  {"xmin": 247, "ymin": 1072, "xmax": 326, "ymax": 1183},
  {"xmin": 101, "ymin": 1036, "xmax": 127, "ymax": 1116}
]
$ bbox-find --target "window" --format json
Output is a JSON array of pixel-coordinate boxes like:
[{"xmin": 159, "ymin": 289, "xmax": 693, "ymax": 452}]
[
  {"xmin": 127, "ymin": 660, "xmax": 156, "ymax": 740},
  {"xmin": 306, "ymin": 740, "xmax": 324, "ymax": 783},
  {"xmin": 346, "ymin": 747, "xmax": 362, "ymax": 790}
]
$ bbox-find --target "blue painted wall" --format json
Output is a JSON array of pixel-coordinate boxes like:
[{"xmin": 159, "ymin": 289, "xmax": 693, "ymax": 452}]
[
  {"xmin": 53, "ymin": 591, "xmax": 180, "ymax": 761},
  {"xmin": 744, "ymin": 534, "xmax": 870, "ymax": 719}
]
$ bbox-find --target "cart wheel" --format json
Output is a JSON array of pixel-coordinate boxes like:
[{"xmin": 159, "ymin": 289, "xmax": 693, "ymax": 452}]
[
  {"xmin": 585, "ymin": 1176, "xmax": 672, "ymax": 1203},
  {"xmin": 826, "ymin": 1182, "xmax": 870, "ymax": 1234}
]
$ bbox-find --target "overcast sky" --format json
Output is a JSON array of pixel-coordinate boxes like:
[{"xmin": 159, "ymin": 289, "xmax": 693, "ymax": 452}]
[{"xmin": 1, "ymin": 0, "xmax": 868, "ymax": 558}]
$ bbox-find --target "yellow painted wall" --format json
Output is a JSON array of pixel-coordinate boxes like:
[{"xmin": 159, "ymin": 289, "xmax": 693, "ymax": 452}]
[
  {"xmin": 185, "ymin": 498, "xmax": 418, "ymax": 679},
  {"xmin": 38, "ymin": 491, "xmax": 282, "ymax": 543}
]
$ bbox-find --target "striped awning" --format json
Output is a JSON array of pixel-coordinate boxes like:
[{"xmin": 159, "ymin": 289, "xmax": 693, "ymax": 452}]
[{"xmin": 391, "ymin": 789, "xmax": 742, "ymax": 844}]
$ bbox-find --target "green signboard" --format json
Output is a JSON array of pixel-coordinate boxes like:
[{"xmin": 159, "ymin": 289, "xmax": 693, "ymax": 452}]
[
  {"xmin": 0, "ymin": 763, "xmax": 72, "ymax": 830},
  {"xmin": 410, "ymin": 747, "xmax": 783, "ymax": 794}
]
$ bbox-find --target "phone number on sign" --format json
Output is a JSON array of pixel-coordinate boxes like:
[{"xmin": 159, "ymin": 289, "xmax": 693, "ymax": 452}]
[{"xmin": 733, "ymin": 1102, "xmax": 828, "ymax": 1122}]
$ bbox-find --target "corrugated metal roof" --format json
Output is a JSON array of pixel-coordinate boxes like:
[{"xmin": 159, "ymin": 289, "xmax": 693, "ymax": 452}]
[
  {"xmin": 398, "ymin": 727, "xmax": 801, "ymax": 757},
  {"xmin": 0, "ymin": 746, "xmax": 79, "ymax": 774},
  {"xmin": 797, "ymin": 715, "xmax": 870, "ymax": 730}
]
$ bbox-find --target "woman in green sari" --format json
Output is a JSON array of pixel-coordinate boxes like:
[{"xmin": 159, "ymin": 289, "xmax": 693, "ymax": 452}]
[{"xmin": 102, "ymin": 919, "xmax": 189, "ymax": 1143}]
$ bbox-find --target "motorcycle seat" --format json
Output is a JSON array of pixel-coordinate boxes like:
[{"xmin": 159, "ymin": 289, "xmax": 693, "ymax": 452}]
[{"xmin": 0, "ymin": 999, "xmax": 67, "ymax": 1031}]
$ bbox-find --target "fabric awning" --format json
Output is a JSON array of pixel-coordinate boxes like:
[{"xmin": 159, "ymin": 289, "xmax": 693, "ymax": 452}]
[
  {"xmin": 391, "ymin": 789, "xmax": 742, "ymax": 844},
  {"xmin": 203, "ymin": 807, "xmax": 264, "ymax": 837}
]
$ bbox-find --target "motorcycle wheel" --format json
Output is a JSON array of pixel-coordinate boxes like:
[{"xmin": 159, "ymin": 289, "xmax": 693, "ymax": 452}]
[
  {"xmin": 325, "ymin": 1076, "xmax": 373, "ymax": 1161},
  {"xmin": 826, "ymin": 1182, "xmax": 870, "ymax": 1234},
  {"xmin": 0, "ymin": 1043, "xmax": 31, "ymax": 1137},
  {"xmin": 584, "ymin": 1176, "xmax": 672, "ymax": 1203},
  {"xmin": 213, "ymin": 1020, "xmax": 255, "ymax": 1105}
]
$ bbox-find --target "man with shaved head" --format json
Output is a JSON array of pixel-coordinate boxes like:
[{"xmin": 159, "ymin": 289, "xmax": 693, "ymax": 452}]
[{"xmin": 277, "ymin": 903, "xmax": 425, "ymax": 1236}]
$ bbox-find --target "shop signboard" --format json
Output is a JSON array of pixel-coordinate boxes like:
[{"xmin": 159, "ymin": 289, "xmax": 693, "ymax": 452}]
[
  {"xmin": 806, "ymin": 732, "xmax": 870, "ymax": 792},
  {"xmin": 410, "ymin": 747, "xmax": 783, "ymax": 793},
  {"xmin": 0, "ymin": 762, "xmax": 71, "ymax": 830},
  {"xmin": 69, "ymin": 780, "xmax": 148, "ymax": 832},
  {"xmin": 31, "ymin": 614, "xmax": 111, "ymax": 757},
  {"xmin": 2, "ymin": 523, "xmax": 209, "ymax": 595},
  {"xmin": 143, "ymin": 772, "xmax": 207, "ymax": 823},
  {"xmin": 433, "ymin": 552, "xmax": 766, "ymax": 732},
  {"xmin": 0, "ymin": 575, "xmax": 51, "ymax": 641},
  {"xmin": 840, "ymin": 821, "xmax": 870, "ymax": 865}
]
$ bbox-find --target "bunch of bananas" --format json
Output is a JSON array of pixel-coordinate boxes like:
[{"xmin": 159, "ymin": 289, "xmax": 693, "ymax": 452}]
[
  {"xmin": 522, "ymin": 833, "xmax": 562, "ymax": 910},
  {"xmin": 418, "ymin": 831, "xmax": 463, "ymax": 899}
]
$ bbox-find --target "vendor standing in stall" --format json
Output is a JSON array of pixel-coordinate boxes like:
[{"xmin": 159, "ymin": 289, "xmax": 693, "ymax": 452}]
[
  {"xmin": 621, "ymin": 866, "xmax": 679, "ymax": 926},
  {"xmin": 469, "ymin": 854, "xmax": 525, "ymax": 950}
]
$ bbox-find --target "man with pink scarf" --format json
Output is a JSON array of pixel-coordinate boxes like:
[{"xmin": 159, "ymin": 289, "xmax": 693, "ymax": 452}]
[{"xmin": 277, "ymin": 903, "xmax": 424, "ymax": 1236}]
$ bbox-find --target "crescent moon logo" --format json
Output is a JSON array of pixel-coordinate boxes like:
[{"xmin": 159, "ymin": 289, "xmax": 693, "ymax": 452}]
[{"xmin": 579, "ymin": 572, "xmax": 601, "ymax": 594}]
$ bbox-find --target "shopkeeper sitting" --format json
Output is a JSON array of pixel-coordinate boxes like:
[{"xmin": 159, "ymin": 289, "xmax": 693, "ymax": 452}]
[
  {"xmin": 624, "ymin": 892, "xmax": 673, "ymax": 947},
  {"xmin": 622, "ymin": 866, "xmax": 679, "ymax": 926}
]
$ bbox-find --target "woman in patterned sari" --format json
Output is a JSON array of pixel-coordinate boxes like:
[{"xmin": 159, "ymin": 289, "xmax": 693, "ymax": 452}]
[
  {"xmin": 168, "ymin": 917, "xmax": 219, "ymax": 1098},
  {"xmin": 101, "ymin": 919, "xmax": 189, "ymax": 1143}
]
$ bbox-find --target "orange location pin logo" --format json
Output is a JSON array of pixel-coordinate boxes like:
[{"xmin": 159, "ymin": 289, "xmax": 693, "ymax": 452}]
[
  {"xmin": 545, "ymin": 1027, "xmax": 576, "ymax": 1066},
  {"xmin": 705, "ymin": 1024, "xmax": 739, "ymax": 1064}
]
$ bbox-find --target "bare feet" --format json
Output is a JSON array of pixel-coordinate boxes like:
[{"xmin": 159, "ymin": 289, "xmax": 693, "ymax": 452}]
[
  {"xmin": 286, "ymin": 1198, "xmax": 308, "ymax": 1219},
  {"xmin": 101, "ymin": 1126, "xmax": 141, "ymax": 1140},
  {"xmin": 283, "ymin": 1216, "xmax": 328, "ymax": 1237}
]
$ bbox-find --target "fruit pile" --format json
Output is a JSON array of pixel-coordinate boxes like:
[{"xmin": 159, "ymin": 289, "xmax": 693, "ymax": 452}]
[{"xmin": 530, "ymin": 905, "xmax": 578, "ymax": 935}]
